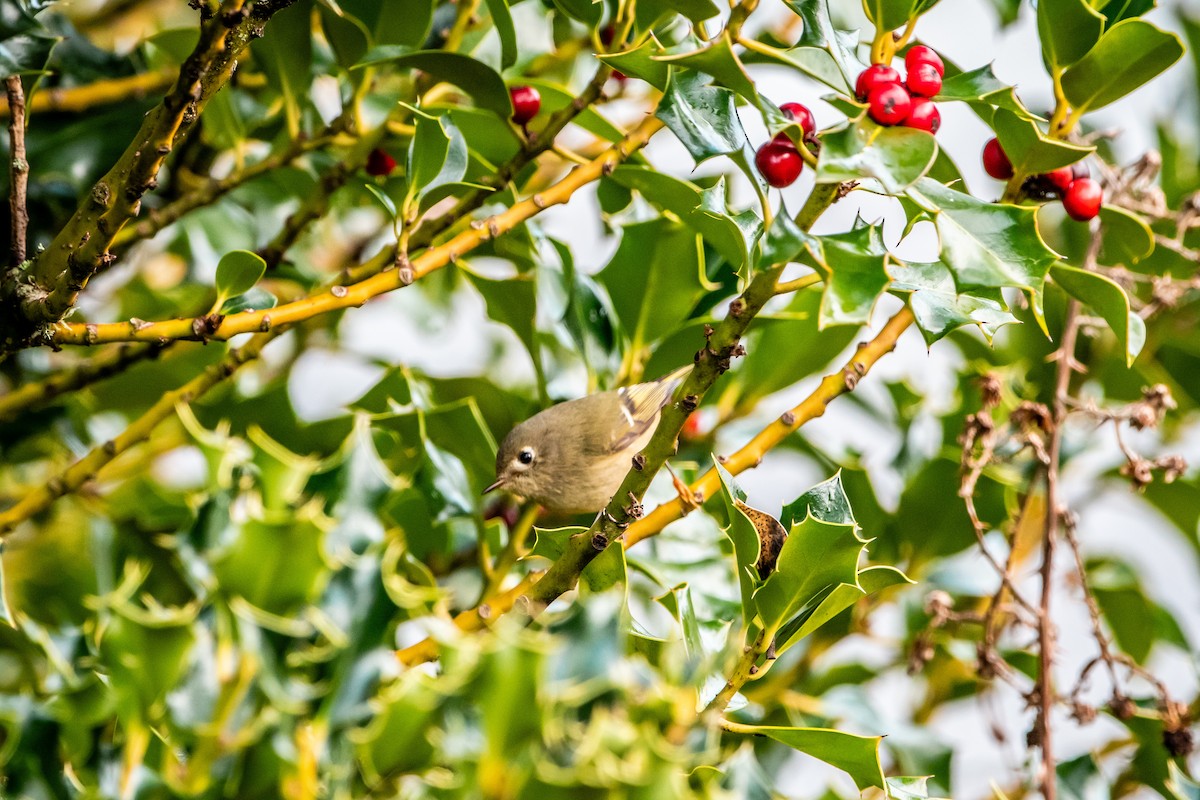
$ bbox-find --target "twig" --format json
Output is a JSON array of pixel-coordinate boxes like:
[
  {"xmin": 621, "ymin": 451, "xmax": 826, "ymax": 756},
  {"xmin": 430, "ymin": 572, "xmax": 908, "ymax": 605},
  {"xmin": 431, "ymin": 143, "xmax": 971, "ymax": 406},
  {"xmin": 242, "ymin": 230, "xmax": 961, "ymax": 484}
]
[
  {"xmin": 5, "ymin": 75, "xmax": 28, "ymax": 269},
  {"xmin": 0, "ymin": 327, "xmax": 284, "ymax": 536},
  {"xmin": 0, "ymin": 342, "xmax": 171, "ymax": 422},
  {"xmin": 49, "ymin": 115, "xmax": 666, "ymax": 346},
  {"xmin": 622, "ymin": 302, "xmax": 913, "ymax": 550},
  {"xmin": 0, "ymin": 70, "xmax": 175, "ymax": 118}
]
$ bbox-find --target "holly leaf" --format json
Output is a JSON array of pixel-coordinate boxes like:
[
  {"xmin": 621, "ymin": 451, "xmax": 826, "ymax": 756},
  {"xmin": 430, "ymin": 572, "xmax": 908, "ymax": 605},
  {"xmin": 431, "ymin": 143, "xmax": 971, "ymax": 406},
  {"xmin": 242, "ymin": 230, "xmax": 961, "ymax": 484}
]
[
  {"xmin": 816, "ymin": 117, "xmax": 938, "ymax": 195},
  {"xmin": 799, "ymin": 224, "xmax": 892, "ymax": 327},
  {"xmin": 1050, "ymin": 264, "xmax": 1145, "ymax": 366},
  {"xmin": 1061, "ymin": 19, "xmax": 1184, "ymax": 113},
  {"xmin": 656, "ymin": 69, "xmax": 745, "ymax": 165},
  {"xmin": 992, "ymin": 108, "xmax": 1094, "ymax": 175},
  {"xmin": 729, "ymin": 725, "xmax": 886, "ymax": 792},
  {"xmin": 1036, "ymin": 0, "xmax": 1105, "ymax": 70},
  {"xmin": 907, "ymin": 177, "xmax": 1060, "ymax": 333},
  {"xmin": 890, "ymin": 259, "xmax": 1018, "ymax": 345}
]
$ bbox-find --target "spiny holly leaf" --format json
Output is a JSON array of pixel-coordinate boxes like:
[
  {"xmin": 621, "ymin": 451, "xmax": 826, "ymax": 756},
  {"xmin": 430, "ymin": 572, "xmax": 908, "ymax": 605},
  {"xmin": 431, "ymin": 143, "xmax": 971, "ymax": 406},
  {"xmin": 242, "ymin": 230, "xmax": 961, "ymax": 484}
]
[
  {"xmin": 729, "ymin": 726, "xmax": 885, "ymax": 791},
  {"xmin": 609, "ymin": 166, "xmax": 757, "ymax": 269},
  {"xmin": 1051, "ymin": 264, "xmax": 1145, "ymax": 366},
  {"xmin": 799, "ymin": 224, "xmax": 892, "ymax": 327},
  {"xmin": 656, "ymin": 69, "xmax": 745, "ymax": 165},
  {"xmin": 816, "ymin": 117, "xmax": 938, "ymax": 195},
  {"xmin": 780, "ymin": 472, "xmax": 856, "ymax": 529},
  {"xmin": 780, "ymin": 0, "xmax": 863, "ymax": 92},
  {"xmin": 1036, "ymin": 0, "xmax": 1105, "ymax": 70},
  {"xmin": 406, "ymin": 109, "xmax": 468, "ymax": 203},
  {"xmin": 935, "ymin": 64, "xmax": 1038, "ymax": 119},
  {"xmin": 907, "ymin": 177, "xmax": 1060, "ymax": 333},
  {"xmin": 890, "ymin": 259, "xmax": 1018, "ymax": 345},
  {"xmin": 992, "ymin": 108, "xmax": 1094, "ymax": 175},
  {"xmin": 598, "ymin": 41, "xmax": 670, "ymax": 90},
  {"xmin": 1062, "ymin": 19, "xmax": 1184, "ymax": 113},
  {"xmin": 656, "ymin": 34, "xmax": 761, "ymax": 107}
]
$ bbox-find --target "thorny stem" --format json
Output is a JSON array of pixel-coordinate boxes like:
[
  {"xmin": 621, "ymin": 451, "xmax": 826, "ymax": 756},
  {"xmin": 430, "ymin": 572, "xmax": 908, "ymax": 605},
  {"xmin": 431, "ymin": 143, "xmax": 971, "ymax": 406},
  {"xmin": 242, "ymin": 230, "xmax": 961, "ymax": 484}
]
[{"xmin": 6, "ymin": 75, "xmax": 28, "ymax": 270}]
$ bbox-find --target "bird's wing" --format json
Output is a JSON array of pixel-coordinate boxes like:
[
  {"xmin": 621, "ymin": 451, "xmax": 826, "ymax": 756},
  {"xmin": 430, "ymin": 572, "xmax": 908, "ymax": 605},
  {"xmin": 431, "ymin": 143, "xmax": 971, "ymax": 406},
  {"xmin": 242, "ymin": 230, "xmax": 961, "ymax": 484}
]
[{"xmin": 607, "ymin": 365, "xmax": 691, "ymax": 453}]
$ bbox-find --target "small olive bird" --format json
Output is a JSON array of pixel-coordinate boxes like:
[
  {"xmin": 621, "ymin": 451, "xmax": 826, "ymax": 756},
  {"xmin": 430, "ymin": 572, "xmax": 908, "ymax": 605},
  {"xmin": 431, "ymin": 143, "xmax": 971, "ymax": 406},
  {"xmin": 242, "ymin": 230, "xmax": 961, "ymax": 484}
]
[{"xmin": 484, "ymin": 366, "xmax": 692, "ymax": 514}]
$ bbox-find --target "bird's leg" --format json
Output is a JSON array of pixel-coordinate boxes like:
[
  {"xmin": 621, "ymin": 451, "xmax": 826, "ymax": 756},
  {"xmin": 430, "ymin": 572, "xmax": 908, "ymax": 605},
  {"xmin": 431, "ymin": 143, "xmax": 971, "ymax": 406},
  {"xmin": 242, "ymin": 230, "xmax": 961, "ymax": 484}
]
[{"xmin": 665, "ymin": 462, "xmax": 702, "ymax": 512}]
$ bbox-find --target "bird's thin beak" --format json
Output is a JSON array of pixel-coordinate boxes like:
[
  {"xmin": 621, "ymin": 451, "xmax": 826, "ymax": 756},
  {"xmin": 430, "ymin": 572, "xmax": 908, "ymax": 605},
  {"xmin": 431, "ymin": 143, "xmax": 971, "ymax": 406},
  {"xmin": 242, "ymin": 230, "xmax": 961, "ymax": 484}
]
[{"xmin": 482, "ymin": 478, "xmax": 505, "ymax": 495}]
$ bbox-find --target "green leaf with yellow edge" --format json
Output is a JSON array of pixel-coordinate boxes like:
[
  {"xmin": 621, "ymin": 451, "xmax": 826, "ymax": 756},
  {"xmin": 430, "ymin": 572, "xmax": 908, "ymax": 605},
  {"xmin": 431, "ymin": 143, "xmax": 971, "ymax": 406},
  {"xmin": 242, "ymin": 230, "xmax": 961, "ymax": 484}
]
[
  {"xmin": 992, "ymin": 108, "xmax": 1094, "ymax": 175},
  {"xmin": 1036, "ymin": 0, "xmax": 1105, "ymax": 70},
  {"xmin": 816, "ymin": 118, "xmax": 938, "ymax": 195},
  {"xmin": 935, "ymin": 64, "xmax": 1038, "ymax": 119},
  {"xmin": 799, "ymin": 224, "xmax": 892, "ymax": 328},
  {"xmin": 466, "ymin": 271, "xmax": 545, "ymax": 395},
  {"xmin": 609, "ymin": 166, "xmax": 755, "ymax": 269},
  {"xmin": 780, "ymin": 0, "xmax": 864, "ymax": 91},
  {"xmin": 1062, "ymin": 19, "xmax": 1184, "ymax": 113},
  {"xmin": 353, "ymin": 49, "xmax": 512, "ymax": 117},
  {"xmin": 1098, "ymin": 204, "xmax": 1155, "ymax": 266},
  {"xmin": 550, "ymin": 0, "xmax": 602, "ymax": 26},
  {"xmin": 214, "ymin": 249, "xmax": 266, "ymax": 305},
  {"xmin": 656, "ymin": 34, "xmax": 761, "ymax": 107},
  {"xmin": 863, "ymin": 0, "xmax": 918, "ymax": 33},
  {"xmin": 730, "ymin": 725, "xmax": 886, "ymax": 792},
  {"xmin": 598, "ymin": 41, "xmax": 670, "ymax": 90},
  {"xmin": 907, "ymin": 177, "xmax": 1060, "ymax": 333},
  {"xmin": 890, "ymin": 259, "xmax": 1018, "ymax": 345},
  {"xmin": 656, "ymin": 70, "xmax": 745, "ymax": 165},
  {"xmin": 713, "ymin": 460, "xmax": 761, "ymax": 626},
  {"xmin": 1050, "ymin": 263, "xmax": 1145, "ymax": 365},
  {"xmin": 751, "ymin": 510, "xmax": 865, "ymax": 638}
]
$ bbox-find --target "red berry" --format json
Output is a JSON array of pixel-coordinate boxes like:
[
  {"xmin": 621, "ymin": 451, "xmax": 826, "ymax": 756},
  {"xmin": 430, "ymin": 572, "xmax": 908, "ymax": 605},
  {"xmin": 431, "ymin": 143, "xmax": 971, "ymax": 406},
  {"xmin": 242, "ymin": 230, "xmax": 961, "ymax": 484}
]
[
  {"xmin": 982, "ymin": 137, "xmax": 1013, "ymax": 180},
  {"xmin": 855, "ymin": 64, "xmax": 901, "ymax": 101},
  {"xmin": 510, "ymin": 85, "xmax": 540, "ymax": 124},
  {"xmin": 778, "ymin": 102, "xmax": 816, "ymax": 138},
  {"xmin": 867, "ymin": 84, "xmax": 912, "ymax": 126},
  {"xmin": 1043, "ymin": 166, "xmax": 1075, "ymax": 193},
  {"xmin": 681, "ymin": 411, "xmax": 704, "ymax": 440},
  {"xmin": 905, "ymin": 45, "xmax": 945, "ymax": 77},
  {"xmin": 755, "ymin": 141, "xmax": 803, "ymax": 188},
  {"xmin": 365, "ymin": 148, "xmax": 396, "ymax": 177},
  {"xmin": 903, "ymin": 97, "xmax": 941, "ymax": 134},
  {"xmin": 907, "ymin": 63, "xmax": 942, "ymax": 97},
  {"xmin": 1062, "ymin": 178, "xmax": 1102, "ymax": 221}
]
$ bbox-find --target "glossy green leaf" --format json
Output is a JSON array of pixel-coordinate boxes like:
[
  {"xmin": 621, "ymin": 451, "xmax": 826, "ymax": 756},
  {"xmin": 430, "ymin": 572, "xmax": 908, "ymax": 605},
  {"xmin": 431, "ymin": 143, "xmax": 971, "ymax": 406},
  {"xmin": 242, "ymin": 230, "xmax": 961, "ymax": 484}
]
[
  {"xmin": 1036, "ymin": 0, "xmax": 1105, "ymax": 70},
  {"xmin": 354, "ymin": 49, "xmax": 512, "ymax": 117},
  {"xmin": 780, "ymin": 472, "xmax": 857, "ymax": 529},
  {"xmin": 1098, "ymin": 205, "xmax": 1155, "ymax": 266},
  {"xmin": 714, "ymin": 460, "xmax": 761, "ymax": 625},
  {"xmin": 550, "ymin": 0, "xmax": 602, "ymax": 26},
  {"xmin": 596, "ymin": 218, "xmax": 709, "ymax": 353},
  {"xmin": 98, "ymin": 598, "xmax": 197, "ymax": 717},
  {"xmin": 482, "ymin": 0, "xmax": 516, "ymax": 68},
  {"xmin": 0, "ymin": 24, "xmax": 57, "ymax": 75},
  {"xmin": 992, "ymin": 108, "xmax": 1094, "ymax": 175},
  {"xmin": 1094, "ymin": 0, "xmax": 1154, "ymax": 25},
  {"xmin": 599, "ymin": 41, "xmax": 671, "ymax": 90},
  {"xmin": 356, "ymin": 671, "xmax": 439, "ymax": 779},
  {"xmin": 609, "ymin": 166, "xmax": 756, "ymax": 269},
  {"xmin": 734, "ymin": 725, "xmax": 886, "ymax": 792},
  {"xmin": 220, "ymin": 287, "xmax": 278, "ymax": 315},
  {"xmin": 656, "ymin": 34, "xmax": 761, "ymax": 107},
  {"xmin": 214, "ymin": 250, "xmax": 267, "ymax": 302},
  {"xmin": 1050, "ymin": 263, "xmax": 1145, "ymax": 365},
  {"xmin": 890, "ymin": 259, "xmax": 1018, "ymax": 345},
  {"xmin": 907, "ymin": 177, "xmax": 1060, "ymax": 331},
  {"xmin": 935, "ymin": 64, "xmax": 1038, "ymax": 119},
  {"xmin": 406, "ymin": 110, "xmax": 468, "ymax": 202},
  {"xmin": 250, "ymin": 0, "xmax": 312, "ymax": 135},
  {"xmin": 864, "ymin": 0, "xmax": 918, "ymax": 32},
  {"xmin": 799, "ymin": 224, "xmax": 892, "ymax": 327},
  {"xmin": 816, "ymin": 118, "xmax": 938, "ymax": 195},
  {"xmin": 656, "ymin": 70, "xmax": 745, "ymax": 165},
  {"xmin": 780, "ymin": 0, "xmax": 863, "ymax": 91},
  {"xmin": 1061, "ymin": 19, "xmax": 1184, "ymax": 113}
]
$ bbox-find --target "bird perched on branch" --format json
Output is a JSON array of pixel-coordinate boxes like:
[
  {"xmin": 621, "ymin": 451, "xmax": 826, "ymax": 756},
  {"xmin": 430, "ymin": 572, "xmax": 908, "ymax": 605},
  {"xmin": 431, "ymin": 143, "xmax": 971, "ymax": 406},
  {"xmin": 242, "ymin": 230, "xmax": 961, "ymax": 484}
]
[{"xmin": 485, "ymin": 365, "xmax": 692, "ymax": 514}]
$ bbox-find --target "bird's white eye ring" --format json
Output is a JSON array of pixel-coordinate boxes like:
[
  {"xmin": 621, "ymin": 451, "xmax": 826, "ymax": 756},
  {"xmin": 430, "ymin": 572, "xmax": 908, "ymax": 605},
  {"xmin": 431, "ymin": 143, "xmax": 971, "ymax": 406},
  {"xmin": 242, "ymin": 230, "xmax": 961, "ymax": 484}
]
[{"xmin": 517, "ymin": 447, "xmax": 535, "ymax": 465}]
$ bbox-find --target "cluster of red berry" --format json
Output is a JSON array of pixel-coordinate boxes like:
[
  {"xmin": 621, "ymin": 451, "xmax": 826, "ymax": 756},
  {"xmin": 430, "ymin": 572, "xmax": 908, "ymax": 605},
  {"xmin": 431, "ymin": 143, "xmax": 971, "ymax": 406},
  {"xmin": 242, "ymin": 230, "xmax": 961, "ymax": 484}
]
[
  {"xmin": 856, "ymin": 45, "xmax": 944, "ymax": 133},
  {"xmin": 754, "ymin": 102, "xmax": 816, "ymax": 188},
  {"xmin": 982, "ymin": 138, "xmax": 1102, "ymax": 221}
]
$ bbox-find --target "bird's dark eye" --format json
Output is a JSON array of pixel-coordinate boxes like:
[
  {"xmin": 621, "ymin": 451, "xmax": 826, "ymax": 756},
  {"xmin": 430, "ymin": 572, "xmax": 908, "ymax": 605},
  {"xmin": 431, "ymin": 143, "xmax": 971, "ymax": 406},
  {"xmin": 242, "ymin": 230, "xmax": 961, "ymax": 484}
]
[{"xmin": 518, "ymin": 448, "xmax": 534, "ymax": 465}]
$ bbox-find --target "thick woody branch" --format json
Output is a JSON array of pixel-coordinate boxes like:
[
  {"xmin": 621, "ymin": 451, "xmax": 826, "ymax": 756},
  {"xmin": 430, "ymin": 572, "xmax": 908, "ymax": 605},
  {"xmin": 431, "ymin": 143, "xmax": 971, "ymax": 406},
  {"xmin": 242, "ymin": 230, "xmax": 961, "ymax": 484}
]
[
  {"xmin": 6, "ymin": 75, "xmax": 28, "ymax": 270},
  {"xmin": 0, "ymin": 70, "xmax": 175, "ymax": 118},
  {"xmin": 0, "ymin": 0, "xmax": 298, "ymax": 349},
  {"xmin": 0, "ymin": 328, "xmax": 282, "ymax": 536},
  {"xmin": 623, "ymin": 304, "xmax": 915, "ymax": 549},
  {"xmin": 49, "ymin": 115, "xmax": 665, "ymax": 346},
  {"xmin": 0, "ymin": 342, "xmax": 170, "ymax": 422}
]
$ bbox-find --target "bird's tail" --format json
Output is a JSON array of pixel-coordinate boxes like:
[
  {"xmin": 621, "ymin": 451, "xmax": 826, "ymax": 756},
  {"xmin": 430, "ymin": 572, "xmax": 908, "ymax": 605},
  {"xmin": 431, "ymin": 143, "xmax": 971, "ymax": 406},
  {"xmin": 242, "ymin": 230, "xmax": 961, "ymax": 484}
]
[{"xmin": 620, "ymin": 365, "xmax": 694, "ymax": 420}]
